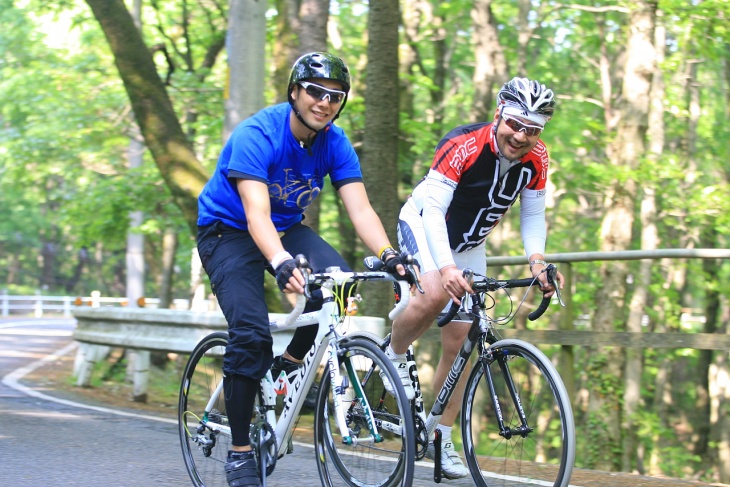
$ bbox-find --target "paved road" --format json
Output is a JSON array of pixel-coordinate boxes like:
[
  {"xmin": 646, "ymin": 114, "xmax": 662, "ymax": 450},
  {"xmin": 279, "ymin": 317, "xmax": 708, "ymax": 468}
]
[
  {"xmin": 2, "ymin": 318, "xmax": 721, "ymax": 487},
  {"xmin": 0, "ymin": 318, "xmax": 480, "ymax": 486}
]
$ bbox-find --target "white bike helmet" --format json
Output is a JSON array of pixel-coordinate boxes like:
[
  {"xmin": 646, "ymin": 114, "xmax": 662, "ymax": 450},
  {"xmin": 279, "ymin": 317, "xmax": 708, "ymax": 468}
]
[{"xmin": 497, "ymin": 77, "xmax": 555, "ymax": 119}]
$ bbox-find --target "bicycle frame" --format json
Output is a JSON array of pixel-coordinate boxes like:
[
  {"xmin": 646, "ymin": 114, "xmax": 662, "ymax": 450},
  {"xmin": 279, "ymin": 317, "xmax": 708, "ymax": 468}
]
[
  {"xmin": 195, "ymin": 273, "xmax": 412, "ymax": 460},
  {"xmin": 420, "ymin": 267, "xmax": 562, "ymax": 440},
  {"xmin": 372, "ymin": 266, "xmax": 563, "ymax": 445},
  {"xmin": 420, "ymin": 299, "xmax": 488, "ymax": 440}
]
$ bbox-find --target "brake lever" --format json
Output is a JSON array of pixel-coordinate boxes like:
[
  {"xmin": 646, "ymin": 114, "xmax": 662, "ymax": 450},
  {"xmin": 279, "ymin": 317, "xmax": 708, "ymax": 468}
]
[
  {"xmin": 403, "ymin": 253, "xmax": 424, "ymax": 294},
  {"xmin": 295, "ymin": 254, "xmax": 313, "ymax": 300},
  {"xmin": 546, "ymin": 264, "xmax": 565, "ymax": 307}
]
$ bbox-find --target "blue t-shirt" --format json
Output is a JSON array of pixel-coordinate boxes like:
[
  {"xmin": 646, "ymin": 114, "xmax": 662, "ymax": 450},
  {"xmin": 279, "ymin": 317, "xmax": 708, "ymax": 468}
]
[{"xmin": 197, "ymin": 103, "xmax": 362, "ymax": 231}]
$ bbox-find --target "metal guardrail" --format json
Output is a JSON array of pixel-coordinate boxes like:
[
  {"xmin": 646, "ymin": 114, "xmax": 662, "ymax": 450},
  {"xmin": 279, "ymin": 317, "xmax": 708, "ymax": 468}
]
[
  {"xmin": 485, "ymin": 248, "xmax": 730, "ymax": 265},
  {"xmin": 0, "ymin": 290, "xmax": 191, "ymax": 318},
  {"xmin": 37, "ymin": 247, "xmax": 727, "ymax": 402},
  {"xmin": 70, "ymin": 306, "xmax": 385, "ymax": 400}
]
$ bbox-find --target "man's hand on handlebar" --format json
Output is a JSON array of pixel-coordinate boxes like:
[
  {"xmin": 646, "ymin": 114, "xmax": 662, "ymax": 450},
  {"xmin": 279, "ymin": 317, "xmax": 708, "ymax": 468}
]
[
  {"xmin": 531, "ymin": 263, "xmax": 564, "ymax": 299},
  {"xmin": 275, "ymin": 258, "xmax": 307, "ymax": 294},
  {"xmin": 383, "ymin": 253, "xmax": 407, "ymax": 277},
  {"xmin": 381, "ymin": 251, "xmax": 423, "ymax": 294},
  {"xmin": 440, "ymin": 265, "xmax": 474, "ymax": 304}
]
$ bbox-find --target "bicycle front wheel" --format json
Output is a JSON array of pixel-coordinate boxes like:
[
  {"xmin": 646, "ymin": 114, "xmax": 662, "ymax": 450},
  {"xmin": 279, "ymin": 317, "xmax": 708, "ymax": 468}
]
[
  {"xmin": 461, "ymin": 338, "xmax": 575, "ymax": 487},
  {"xmin": 179, "ymin": 332, "xmax": 229, "ymax": 487},
  {"xmin": 314, "ymin": 337, "xmax": 415, "ymax": 487}
]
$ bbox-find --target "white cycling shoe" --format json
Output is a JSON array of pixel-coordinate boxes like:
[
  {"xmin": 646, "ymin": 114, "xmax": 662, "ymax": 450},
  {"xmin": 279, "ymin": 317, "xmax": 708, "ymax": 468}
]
[
  {"xmin": 379, "ymin": 356, "xmax": 415, "ymax": 401},
  {"xmin": 425, "ymin": 440, "xmax": 470, "ymax": 479}
]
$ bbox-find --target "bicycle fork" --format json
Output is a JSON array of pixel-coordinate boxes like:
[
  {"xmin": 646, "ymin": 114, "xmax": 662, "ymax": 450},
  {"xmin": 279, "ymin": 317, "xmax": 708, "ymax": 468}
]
[
  {"xmin": 480, "ymin": 348, "xmax": 533, "ymax": 439},
  {"xmin": 329, "ymin": 339, "xmax": 383, "ymax": 446}
]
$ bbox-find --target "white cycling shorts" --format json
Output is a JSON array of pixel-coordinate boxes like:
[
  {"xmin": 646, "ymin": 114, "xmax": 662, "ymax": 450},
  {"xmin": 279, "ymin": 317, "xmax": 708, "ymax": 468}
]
[{"xmin": 396, "ymin": 200, "xmax": 486, "ymax": 276}]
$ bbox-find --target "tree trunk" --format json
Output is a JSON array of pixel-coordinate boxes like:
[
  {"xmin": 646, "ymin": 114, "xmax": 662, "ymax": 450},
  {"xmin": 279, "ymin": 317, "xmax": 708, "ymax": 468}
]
[
  {"xmin": 298, "ymin": 0, "xmax": 329, "ymax": 233},
  {"xmin": 273, "ymin": 0, "xmax": 300, "ymax": 103},
  {"xmin": 471, "ymin": 0, "xmax": 508, "ymax": 123},
  {"xmin": 224, "ymin": 0, "xmax": 267, "ymax": 140},
  {"xmin": 621, "ymin": 188, "xmax": 656, "ymax": 474},
  {"xmin": 85, "ymin": 0, "xmax": 209, "ymax": 235},
  {"xmin": 360, "ymin": 0, "xmax": 400, "ymax": 320},
  {"xmin": 399, "ymin": 0, "xmax": 417, "ymax": 186},
  {"xmin": 64, "ymin": 247, "xmax": 89, "ymax": 294},
  {"xmin": 401, "ymin": 0, "xmax": 447, "ymax": 182},
  {"xmin": 298, "ymin": 0, "xmax": 329, "ymax": 52},
  {"xmin": 589, "ymin": 0, "xmax": 656, "ymax": 471},
  {"xmin": 622, "ymin": 10, "xmax": 665, "ymax": 472},
  {"xmin": 711, "ymin": 303, "xmax": 730, "ymax": 483},
  {"xmin": 158, "ymin": 227, "xmax": 178, "ymax": 309}
]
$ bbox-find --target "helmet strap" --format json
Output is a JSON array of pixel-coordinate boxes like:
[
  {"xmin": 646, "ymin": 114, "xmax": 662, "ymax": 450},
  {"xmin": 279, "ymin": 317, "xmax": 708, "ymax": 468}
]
[
  {"xmin": 289, "ymin": 96, "xmax": 320, "ymax": 134},
  {"xmin": 288, "ymin": 92, "xmax": 319, "ymax": 156},
  {"xmin": 493, "ymin": 106, "xmax": 519, "ymax": 164}
]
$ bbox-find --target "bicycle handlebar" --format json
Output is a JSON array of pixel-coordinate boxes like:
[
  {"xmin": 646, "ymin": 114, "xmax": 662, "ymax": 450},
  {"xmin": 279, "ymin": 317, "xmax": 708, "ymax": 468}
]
[
  {"xmin": 281, "ymin": 253, "xmax": 421, "ymax": 327},
  {"xmin": 436, "ymin": 264, "xmax": 561, "ymax": 327}
]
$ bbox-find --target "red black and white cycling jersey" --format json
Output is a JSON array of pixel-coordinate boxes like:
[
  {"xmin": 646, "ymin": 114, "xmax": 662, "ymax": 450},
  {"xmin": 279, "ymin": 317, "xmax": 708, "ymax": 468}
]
[{"xmin": 407, "ymin": 121, "xmax": 549, "ymax": 255}]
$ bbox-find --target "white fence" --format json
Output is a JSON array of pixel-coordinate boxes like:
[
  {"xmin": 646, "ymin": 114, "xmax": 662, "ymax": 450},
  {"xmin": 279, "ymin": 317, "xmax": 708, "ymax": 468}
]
[{"xmin": 0, "ymin": 290, "xmax": 191, "ymax": 318}]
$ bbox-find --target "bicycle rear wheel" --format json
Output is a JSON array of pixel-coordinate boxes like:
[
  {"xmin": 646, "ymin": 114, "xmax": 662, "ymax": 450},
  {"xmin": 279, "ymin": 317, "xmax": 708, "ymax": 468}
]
[
  {"xmin": 314, "ymin": 337, "xmax": 415, "ymax": 487},
  {"xmin": 179, "ymin": 332, "xmax": 230, "ymax": 487},
  {"xmin": 461, "ymin": 338, "xmax": 575, "ymax": 487}
]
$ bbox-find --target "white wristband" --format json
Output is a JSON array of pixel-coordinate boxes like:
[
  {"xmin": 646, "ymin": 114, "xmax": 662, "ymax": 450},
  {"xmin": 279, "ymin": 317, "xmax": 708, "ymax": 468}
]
[{"xmin": 270, "ymin": 251, "xmax": 294, "ymax": 270}]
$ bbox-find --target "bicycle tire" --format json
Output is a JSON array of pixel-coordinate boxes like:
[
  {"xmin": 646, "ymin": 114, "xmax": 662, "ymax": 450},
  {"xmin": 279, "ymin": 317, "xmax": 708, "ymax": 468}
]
[
  {"xmin": 179, "ymin": 332, "xmax": 230, "ymax": 487},
  {"xmin": 461, "ymin": 338, "xmax": 575, "ymax": 487},
  {"xmin": 314, "ymin": 337, "xmax": 416, "ymax": 487}
]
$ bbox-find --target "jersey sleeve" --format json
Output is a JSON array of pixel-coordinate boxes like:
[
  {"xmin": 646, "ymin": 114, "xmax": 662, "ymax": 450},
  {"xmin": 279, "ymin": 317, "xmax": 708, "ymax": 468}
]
[
  {"xmin": 520, "ymin": 142, "xmax": 550, "ymax": 257},
  {"xmin": 422, "ymin": 170, "xmax": 458, "ymax": 269},
  {"xmin": 327, "ymin": 128, "xmax": 362, "ymax": 185},
  {"xmin": 519, "ymin": 188, "xmax": 547, "ymax": 258},
  {"xmin": 227, "ymin": 125, "xmax": 276, "ymax": 182},
  {"xmin": 431, "ymin": 131, "xmax": 479, "ymax": 184},
  {"xmin": 526, "ymin": 141, "xmax": 550, "ymax": 191}
]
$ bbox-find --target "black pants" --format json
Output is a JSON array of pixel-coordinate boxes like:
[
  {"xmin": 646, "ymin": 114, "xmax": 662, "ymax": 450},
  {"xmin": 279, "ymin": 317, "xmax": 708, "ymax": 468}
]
[{"xmin": 197, "ymin": 221, "xmax": 351, "ymax": 380}]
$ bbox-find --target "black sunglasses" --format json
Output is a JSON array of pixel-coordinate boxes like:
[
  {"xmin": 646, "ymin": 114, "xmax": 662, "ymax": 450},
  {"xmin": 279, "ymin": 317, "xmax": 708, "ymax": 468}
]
[{"xmin": 298, "ymin": 81, "xmax": 346, "ymax": 104}]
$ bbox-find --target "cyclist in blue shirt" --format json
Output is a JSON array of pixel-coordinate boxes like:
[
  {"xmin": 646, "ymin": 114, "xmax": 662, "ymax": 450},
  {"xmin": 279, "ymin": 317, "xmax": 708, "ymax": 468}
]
[{"xmin": 197, "ymin": 52, "xmax": 406, "ymax": 487}]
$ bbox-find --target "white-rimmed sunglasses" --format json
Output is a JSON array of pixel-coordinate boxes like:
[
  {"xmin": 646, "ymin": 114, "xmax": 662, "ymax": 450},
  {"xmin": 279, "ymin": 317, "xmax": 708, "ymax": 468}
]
[
  {"xmin": 298, "ymin": 81, "xmax": 346, "ymax": 104},
  {"xmin": 501, "ymin": 113, "xmax": 543, "ymax": 137}
]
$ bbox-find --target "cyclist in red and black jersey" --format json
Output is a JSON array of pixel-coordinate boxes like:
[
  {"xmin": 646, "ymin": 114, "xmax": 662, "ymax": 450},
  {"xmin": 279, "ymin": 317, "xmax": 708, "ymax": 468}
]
[{"xmin": 383, "ymin": 77, "xmax": 565, "ymax": 479}]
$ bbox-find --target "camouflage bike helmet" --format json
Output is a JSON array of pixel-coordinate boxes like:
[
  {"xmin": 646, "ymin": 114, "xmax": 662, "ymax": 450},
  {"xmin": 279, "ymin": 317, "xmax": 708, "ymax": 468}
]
[{"xmin": 288, "ymin": 52, "xmax": 351, "ymax": 128}]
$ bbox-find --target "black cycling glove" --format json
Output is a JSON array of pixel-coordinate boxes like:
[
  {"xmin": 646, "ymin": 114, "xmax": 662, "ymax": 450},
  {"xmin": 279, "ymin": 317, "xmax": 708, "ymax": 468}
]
[
  {"xmin": 383, "ymin": 254, "xmax": 404, "ymax": 275},
  {"xmin": 275, "ymin": 259, "xmax": 298, "ymax": 291},
  {"xmin": 385, "ymin": 252, "xmax": 422, "ymax": 287}
]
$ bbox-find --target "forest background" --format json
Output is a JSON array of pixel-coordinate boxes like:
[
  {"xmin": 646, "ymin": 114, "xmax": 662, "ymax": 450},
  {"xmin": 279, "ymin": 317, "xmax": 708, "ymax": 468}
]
[{"xmin": 1, "ymin": 0, "xmax": 729, "ymax": 482}]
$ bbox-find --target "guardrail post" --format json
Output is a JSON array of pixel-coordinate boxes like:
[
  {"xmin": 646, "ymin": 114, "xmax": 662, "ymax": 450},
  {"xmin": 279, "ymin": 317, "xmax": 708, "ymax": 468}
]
[
  {"xmin": 34, "ymin": 291, "xmax": 43, "ymax": 318},
  {"xmin": 1, "ymin": 289, "xmax": 8, "ymax": 317},
  {"xmin": 63, "ymin": 296, "xmax": 72, "ymax": 317},
  {"xmin": 132, "ymin": 350, "xmax": 150, "ymax": 403},
  {"xmin": 558, "ymin": 263, "xmax": 575, "ymax": 404},
  {"xmin": 73, "ymin": 343, "xmax": 111, "ymax": 387},
  {"xmin": 91, "ymin": 290, "xmax": 101, "ymax": 308}
]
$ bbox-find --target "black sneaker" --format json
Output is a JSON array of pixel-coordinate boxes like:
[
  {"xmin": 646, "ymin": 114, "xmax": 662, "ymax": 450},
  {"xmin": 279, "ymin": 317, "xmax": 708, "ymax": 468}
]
[
  {"xmin": 270, "ymin": 355, "xmax": 301, "ymax": 383},
  {"xmin": 225, "ymin": 450, "xmax": 261, "ymax": 487}
]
